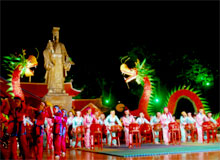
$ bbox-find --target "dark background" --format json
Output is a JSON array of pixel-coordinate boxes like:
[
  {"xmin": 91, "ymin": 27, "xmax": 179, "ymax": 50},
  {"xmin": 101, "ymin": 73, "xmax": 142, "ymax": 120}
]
[{"xmin": 1, "ymin": 1, "xmax": 219, "ymax": 117}]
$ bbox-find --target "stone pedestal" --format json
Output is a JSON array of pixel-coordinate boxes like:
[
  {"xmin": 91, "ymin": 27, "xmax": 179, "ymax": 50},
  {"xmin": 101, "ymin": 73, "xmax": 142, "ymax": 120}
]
[{"xmin": 43, "ymin": 93, "xmax": 72, "ymax": 111}]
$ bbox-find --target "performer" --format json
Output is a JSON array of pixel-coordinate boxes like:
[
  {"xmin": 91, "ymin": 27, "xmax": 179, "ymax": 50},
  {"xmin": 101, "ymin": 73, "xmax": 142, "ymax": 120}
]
[
  {"xmin": 104, "ymin": 110, "xmax": 122, "ymax": 146},
  {"xmin": 45, "ymin": 117, "xmax": 54, "ymax": 150},
  {"xmin": 25, "ymin": 114, "xmax": 34, "ymax": 155},
  {"xmin": 195, "ymin": 108, "xmax": 209, "ymax": 143},
  {"xmin": 67, "ymin": 111, "xmax": 74, "ymax": 148},
  {"xmin": 150, "ymin": 112, "xmax": 162, "ymax": 144},
  {"xmin": 186, "ymin": 112, "xmax": 196, "ymax": 141},
  {"xmin": 98, "ymin": 113, "xmax": 106, "ymax": 142},
  {"xmin": 0, "ymin": 97, "xmax": 18, "ymax": 159},
  {"xmin": 83, "ymin": 108, "xmax": 98, "ymax": 149},
  {"xmin": 136, "ymin": 112, "xmax": 150, "ymax": 125},
  {"xmin": 53, "ymin": 105, "xmax": 63, "ymax": 159},
  {"xmin": 207, "ymin": 112, "xmax": 217, "ymax": 125},
  {"xmin": 121, "ymin": 109, "xmax": 135, "ymax": 147},
  {"xmin": 33, "ymin": 102, "xmax": 46, "ymax": 160},
  {"xmin": 61, "ymin": 109, "xmax": 67, "ymax": 157},
  {"xmin": 187, "ymin": 112, "xmax": 196, "ymax": 124},
  {"xmin": 94, "ymin": 111, "xmax": 100, "ymax": 120},
  {"xmin": 160, "ymin": 107, "xmax": 174, "ymax": 145},
  {"xmin": 180, "ymin": 111, "xmax": 187, "ymax": 142},
  {"xmin": 14, "ymin": 97, "xmax": 30, "ymax": 159},
  {"xmin": 98, "ymin": 113, "xmax": 105, "ymax": 125},
  {"xmin": 72, "ymin": 111, "xmax": 84, "ymax": 147},
  {"xmin": 44, "ymin": 102, "xmax": 54, "ymax": 151}
]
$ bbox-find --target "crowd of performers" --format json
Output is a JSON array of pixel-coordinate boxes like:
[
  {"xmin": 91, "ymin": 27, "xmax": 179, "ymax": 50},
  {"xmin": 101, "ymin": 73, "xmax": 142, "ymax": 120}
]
[{"xmin": 0, "ymin": 97, "xmax": 219, "ymax": 159}]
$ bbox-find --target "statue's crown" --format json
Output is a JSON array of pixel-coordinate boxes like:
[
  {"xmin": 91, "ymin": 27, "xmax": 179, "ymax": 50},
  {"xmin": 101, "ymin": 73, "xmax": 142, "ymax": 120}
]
[{"xmin": 52, "ymin": 27, "xmax": 60, "ymax": 33}]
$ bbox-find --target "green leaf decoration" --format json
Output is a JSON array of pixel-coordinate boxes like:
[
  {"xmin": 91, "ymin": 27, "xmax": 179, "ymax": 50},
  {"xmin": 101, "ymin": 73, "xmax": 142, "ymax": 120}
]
[
  {"xmin": 6, "ymin": 87, "xmax": 13, "ymax": 92},
  {"xmin": 8, "ymin": 92, "xmax": 15, "ymax": 97},
  {"xmin": 7, "ymin": 83, "xmax": 12, "ymax": 86},
  {"xmin": 186, "ymin": 85, "xmax": 191, "ymax": 90},
  {"xmin": 212, "ymin": 113, "xmax": 220, "ymax": 120},
  {"xmin": 7, "ymin": 74, "xmax": 12, "ymax": 77}
]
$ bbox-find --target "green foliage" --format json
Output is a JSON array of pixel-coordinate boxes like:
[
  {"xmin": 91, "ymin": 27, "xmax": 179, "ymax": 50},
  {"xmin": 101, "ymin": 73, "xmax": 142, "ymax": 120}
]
[
  {"xmin": 177, "ymin": 59, "xmax": 214, "ymax": 88},
  {"xmin": 147, "ymin": 104, "xmax": 164, "ymax": 116},
  {"xmin": 147, "ymin": 86, "xmax": 169, "ymax": 116}
]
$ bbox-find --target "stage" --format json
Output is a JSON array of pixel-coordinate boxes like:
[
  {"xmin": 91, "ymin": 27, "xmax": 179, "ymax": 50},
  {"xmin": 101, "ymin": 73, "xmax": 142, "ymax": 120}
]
[{"xmin": 75, "ymin": 142, "xmax": 220, "ymax": 158}]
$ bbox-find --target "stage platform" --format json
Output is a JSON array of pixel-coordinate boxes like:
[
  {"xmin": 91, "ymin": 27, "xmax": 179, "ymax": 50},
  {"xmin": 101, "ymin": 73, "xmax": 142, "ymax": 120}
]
[{"xmin": 75, "ymin": 142, "xmax": 220, "ymax": 158}]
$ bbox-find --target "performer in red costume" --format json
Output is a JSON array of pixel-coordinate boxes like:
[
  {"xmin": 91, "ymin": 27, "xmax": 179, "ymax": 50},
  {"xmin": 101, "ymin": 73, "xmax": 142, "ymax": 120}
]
[
  {"xmin": 33, "ymin": 102, "xmax": 46, "ymax": 160},
  {"xmin": 61, "ymin": 109, "xmax": 67, "ymax": 157},
  {"xmin": 0, "ymin": 97, "xmax": 18, "ymax": 160},
  {"xmin": 14, "ymin": 97, "xmax": 30, "ymax": 159},
  {"xmin": 44, "ymin": 102, "xmax": 54, "ymax": 151},
  {"xmin": 45, "ymin": 117, "xmax": 54, "ymax": 150},
  {"xmin": 53, "ymin": 105, "xmax": 63, "ymax": 159}
]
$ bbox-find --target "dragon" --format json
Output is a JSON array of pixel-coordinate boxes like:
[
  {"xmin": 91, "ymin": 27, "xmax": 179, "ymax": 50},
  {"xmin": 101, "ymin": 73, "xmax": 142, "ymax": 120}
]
[
  {"xmin": 120, "ymin": 57, "xmax": 154, "ymax": 120},
  {"xmin": 120, "ymin": 56, "xmax": 220, "ymax": 124},
  {"xmin": 3, "ymin": 49, "xmax": 38, "ymax": 101}
]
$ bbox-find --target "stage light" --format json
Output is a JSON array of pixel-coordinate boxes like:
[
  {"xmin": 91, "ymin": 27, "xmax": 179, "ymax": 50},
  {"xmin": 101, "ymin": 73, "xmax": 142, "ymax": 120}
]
[
  {"xmin": 105, "ymin": 99, "xmax": 110, "ymax": 104},
  {"xmin": 206, "ymin": 82, "xmax": 210, "ymax": 86},
  {"xmin": 155, "ymin": 98, "xmax": 159, "ymax": 103}
]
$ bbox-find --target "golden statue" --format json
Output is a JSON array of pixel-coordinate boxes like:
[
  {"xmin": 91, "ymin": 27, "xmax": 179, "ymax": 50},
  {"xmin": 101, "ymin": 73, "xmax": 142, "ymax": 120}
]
[{"xmin": 43, "ymin": 27, "xmax": 74, "ymax": 94}]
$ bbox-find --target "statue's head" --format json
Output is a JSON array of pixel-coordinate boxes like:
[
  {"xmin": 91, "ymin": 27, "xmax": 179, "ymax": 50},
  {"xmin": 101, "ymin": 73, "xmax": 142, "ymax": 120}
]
[{"xmin": 52, "ymin": 27, "xmax": 60, "ymax": 43}]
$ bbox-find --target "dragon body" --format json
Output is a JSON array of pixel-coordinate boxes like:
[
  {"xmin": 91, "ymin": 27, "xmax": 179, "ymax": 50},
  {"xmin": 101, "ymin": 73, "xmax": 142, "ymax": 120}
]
[
  {"xmin": 129, "ymin": 77, "xmax": 152, "ymax": 119},
  {"xmin": 3, "ymin": 49, "xmax": 38, "ymax": 101},
  {"xmin": 120, "ymin": 59, "xmax": 154, "ymax": 120},
  {"xmin": 120, "ymin": 57, "xmax": 219, "ymax": 122}
]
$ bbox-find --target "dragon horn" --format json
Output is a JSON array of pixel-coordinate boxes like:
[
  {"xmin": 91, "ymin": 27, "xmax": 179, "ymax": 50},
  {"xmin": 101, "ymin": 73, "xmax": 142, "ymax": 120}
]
[
  {"xmin": 120, "ymin": 56, "xmax": 129, "ymax": 63},
  {"xmin": 35, "ymin": 48, "xmax": 39, "ymax": 59},
  {"xmin": 124, "ymin": 57, "xmax": 130, "ymax": 63}
]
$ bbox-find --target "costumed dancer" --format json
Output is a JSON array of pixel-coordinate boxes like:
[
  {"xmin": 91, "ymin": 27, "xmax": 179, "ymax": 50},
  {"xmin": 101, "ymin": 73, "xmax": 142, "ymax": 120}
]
[
  {"xmin": 98, "ymin": 113, "xmax": 105, "ymax": 125},
  {"xmin": 44, "ymin": 102, "xmax": 54, "ymax": 151},
  {"xmin": 136, "ymin": 112, "xmax": 150, "ymax": 125},
  {"xmin": 160, "ymin": 107, "xmax": 174, "ymax": 145},
  {"xmin": 98, "ymin": 113, "xmax": 106, "ymax": 142},
  {"xmin": 186, "ymin": 112, "xmax": 196, "ymax": 141},
  {"xmin": 72, "ymin": 111, "xmax": 84, "ymax": 147},
  {"xmin": 67, "ymin": 111, "xmax": 74, "ymax": 148},
  {"xmin": 53, "ymin": 105, "xmax": 63, "ymax": 159},
  {"xmin": 121, "ymin": 109, "xmax": 135, "ymax": 147},
  {"xmin": 104, "ymin": 110, "xmax": 122, "ymax": 146},
  {"xmin": 61, "ymin": 109, "xmax": 67, "ymax": 157},
  {"xmin": 150, "ymin": 112, "xmax": 162, "ymax": 144},
  {"xmin": 195, "ymin": 108, "xmax": 209, "ymax": 143},
  {"xmin": 94, "ymin": 111, "xmax": 100, "ymax": 120},
  {"xmin": 0, "ymin": 97, "xmax": 18, "ymax": 160},
  {"xmin": 180, "ymin": 111, "xmax": 187, "ymax": 143},
  {"xmin": 33, "ymin": 102, "xmax": 46, "ymax": 160},
  {"xmin": 44, "ymin": 117, "xmax": 54, "ymax": 150},
  {"xmin": 14, "ymin": 97, "xmax": 30, "ymax": 159},
  {"xmin": 187, "ymin": 112, "xmax": 196, "ymax": 124},
  {"xmin": 207, "ymin": 112, "xmax": 217, "ymax": 125},
  {"xmin": 83, "ymin": 108, "xmax": 98, "ymax": 149},
  {"xmin": 25, "ymin": 107, "xmax": 35, "ymax": 156}
]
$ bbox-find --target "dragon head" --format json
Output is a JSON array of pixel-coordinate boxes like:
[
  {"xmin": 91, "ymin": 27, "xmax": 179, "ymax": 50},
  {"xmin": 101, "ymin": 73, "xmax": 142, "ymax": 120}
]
[
  {"xmin": 120, "ymin": 57, "xmax": 154, "ymax": 86},
  {"xmin": 120, "ymin": 63, "xmax": 138, "ymax": 83},
  {"xmin": 24, "ymin": 55, "xmax": 38, "ymax": 77}
]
